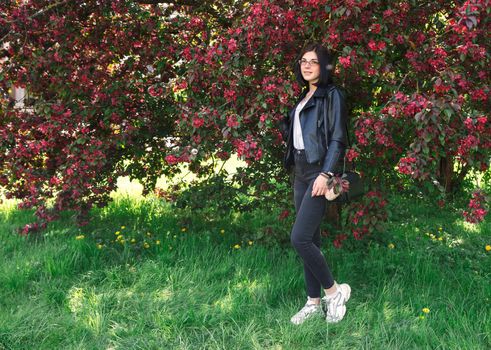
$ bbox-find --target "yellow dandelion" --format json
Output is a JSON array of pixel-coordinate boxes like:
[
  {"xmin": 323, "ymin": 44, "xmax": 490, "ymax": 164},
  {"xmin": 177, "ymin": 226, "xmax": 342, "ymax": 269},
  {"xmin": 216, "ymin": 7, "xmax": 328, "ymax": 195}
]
[
  {"xmin": 143, "ymin": 242, "xmax": 150, "ymax": 249},
  {"xmin": 75, "ymin": 235, "xmax": 85, "ymax": 240},
  {"xmin": 96, "ymin": 244, "xmax": 103, "ymax": 249},
  {"xmin": 248, "ymin": 240, "xmax": 253, "ymax": 246},
  {"xmin": 220, "ymin": 229, "xmax": 225, "ymax": 235},
  {"xmin": 388, "ymin": 243, "xmax": 395, "ymax": 249},
  {"xmin": 116, "ymin": 235, "xmax": 124, "ymax": 241},
  {"xmin": 181, "ymin": 227, "xmax": 187, "ymax": 232},
  {"xmin": 119, "ymin": 239, "xmax": 126, "ymax": 244},
  {"xmin": 233, "ymin": 244, "xmax": 241, "ymax": 249},
  {"xmin": 130, "ymin": 238, "xmax": 136, "ymax": 244},
  {"xmin": 156, "ymin": 240, "xmax": 161, "ymax": 245},
  {"xmin": 422, "ymin": 308, "xmax": 430, "ymax": 314},
  {"xmin": 485, "ymin": 245, "xmax": 491, "ymax": 252},
  {"xmin": 438, "ymin": 227, "xmax": 442, "ymax": 231},
  {"xmin": 438, "ymin": 237, "xmax": 443, "ymax": 241},
  {"xmin": 121, "ymin": 226, "xmax": 126, "ymax": 229},
  {"xmin": 115, "ymin": 231, "xmax": 121, "ymax": 236}
]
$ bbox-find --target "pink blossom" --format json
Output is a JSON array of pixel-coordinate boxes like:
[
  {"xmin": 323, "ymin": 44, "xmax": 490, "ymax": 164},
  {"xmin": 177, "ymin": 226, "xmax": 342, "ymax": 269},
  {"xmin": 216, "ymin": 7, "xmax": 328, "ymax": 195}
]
[
  {"xmin": 370, "ymin": 23, "xmax": 381, "ymax": 34},
  {"xmin": 434, "ymin": 82, "xmax": 451, "ymax": 94},
  {"xmin": 148, "ymin": 86, "xmax": 163, "ymax": 97},
  {"xmin": 471, "ymin": 89, "xmax": 487, "ymax": 102},
  {"xmin": 227, "ymin": 38, "xmax": 237, "ymax": 53},
  {"xmin": 346, "ymin": 149, "xmax": 359, "ymax": 162},
  {"xmin": 165, "ymin": 155, "xmax": 179, "ymax": 165},
  {"xmin": 255, "ymin": 147, "xmax": 263, "ymax": 160},
  {"xmin": 333, "ymin": 234, "xmax": 348, "ymax": 248},
  {"xmin": 397, "ymin": 157, "xmax": 417, "ymax": 175},
  {"xmin": 182, "ymin": 47, "xmax": 192, "ymax": 60},
  {"xmin": 227, "ymin": 115, "xmax": 239, "ymax": 128},
  {"xmin": 368, "ymin": 40, "xmax": 386, "ymax": 51},
  {"xmin": 352, "ymin": 230, "xmax": 363, "ymax": 240},
  {"xmin": 192, "ymin": 135, "xmax": 201, "ymax": 144},
  {"xmin": 405, "ymin": 51, "xmax": 418, "ymax": 60},
  {"xmin": 192, "ymin": 117, "xmax": 204, "ymax": 128},
  {"xmin": 339, "ymin": 56, "xmax": 351, "ymax": 68},
  {"xmin": 224, "ymin": 89, "xmax": 237, "ymax": 102},
  {"xmin": 243, "ymin": 66, "xmax": 254, "ymax": 76},
  {"xmin": 278, "ymin": 210, "xmax": 289, "ymax": 220}
]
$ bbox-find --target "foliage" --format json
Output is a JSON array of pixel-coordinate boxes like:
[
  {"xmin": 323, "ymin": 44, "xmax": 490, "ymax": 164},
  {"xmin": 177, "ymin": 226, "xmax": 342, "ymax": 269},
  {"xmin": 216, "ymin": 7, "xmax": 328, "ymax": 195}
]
[{"xmin": 0, "ymin": 0, "xmax": 490, "ymax": 235}]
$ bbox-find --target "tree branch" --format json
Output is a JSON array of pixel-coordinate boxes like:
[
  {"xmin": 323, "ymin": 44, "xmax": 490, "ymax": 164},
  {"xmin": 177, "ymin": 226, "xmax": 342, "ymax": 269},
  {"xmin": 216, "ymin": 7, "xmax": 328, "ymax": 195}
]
[
  {"xmin": 5, "ymin": 0, "xmax": 70, "ymax": 24},
  {"xmin": 136, "ymin": 0, "xmax": 203, "ymax": 4},
  {"xmin": 136, "ymin": 0, "xmax": 236, "ymax": 27}
]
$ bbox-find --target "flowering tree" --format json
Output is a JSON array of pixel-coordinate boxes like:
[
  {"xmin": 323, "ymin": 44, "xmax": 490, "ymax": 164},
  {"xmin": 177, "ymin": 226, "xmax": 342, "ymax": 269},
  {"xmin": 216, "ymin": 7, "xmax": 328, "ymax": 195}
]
[
  {"xmin": 0, "ymin": 0, "xmax": 212, "ymax": 232},
  {"xmin": 1, "ymin": 0, "xmax": 489, "ymax": 236},
  {"xmin": 174, "ymin": 0, "xmax": 490, "ymax": 240}
]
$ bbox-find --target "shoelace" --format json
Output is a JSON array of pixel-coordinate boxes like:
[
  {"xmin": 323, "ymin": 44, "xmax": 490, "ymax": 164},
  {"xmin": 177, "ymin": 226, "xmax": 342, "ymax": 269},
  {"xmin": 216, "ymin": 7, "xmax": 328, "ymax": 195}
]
[{"xmin": 324, "ymin": 291, "xmax": 344, "ymax": 321}]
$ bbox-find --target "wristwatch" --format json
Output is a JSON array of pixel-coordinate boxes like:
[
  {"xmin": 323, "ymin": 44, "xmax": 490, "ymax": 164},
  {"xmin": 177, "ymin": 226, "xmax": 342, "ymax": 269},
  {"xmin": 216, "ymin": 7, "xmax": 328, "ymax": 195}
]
[{"xmin": 322, "ymin": 171, "xmax": 334, "ymax": 178}]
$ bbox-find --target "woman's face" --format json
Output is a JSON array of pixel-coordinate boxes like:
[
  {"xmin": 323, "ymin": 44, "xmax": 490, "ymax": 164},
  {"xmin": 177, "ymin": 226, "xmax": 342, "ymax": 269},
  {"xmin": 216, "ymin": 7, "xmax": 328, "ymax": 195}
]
[{"xmin": 299, "ymin": 51, "xmax": 320, "ymax": 85}]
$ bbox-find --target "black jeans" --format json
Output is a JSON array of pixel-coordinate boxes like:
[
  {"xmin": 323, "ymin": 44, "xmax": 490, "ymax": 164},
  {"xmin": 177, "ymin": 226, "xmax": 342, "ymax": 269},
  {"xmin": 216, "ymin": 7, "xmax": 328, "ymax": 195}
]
[{"xmin": 290, "ymin": 149, "xmax": 337, "ymax": 298}]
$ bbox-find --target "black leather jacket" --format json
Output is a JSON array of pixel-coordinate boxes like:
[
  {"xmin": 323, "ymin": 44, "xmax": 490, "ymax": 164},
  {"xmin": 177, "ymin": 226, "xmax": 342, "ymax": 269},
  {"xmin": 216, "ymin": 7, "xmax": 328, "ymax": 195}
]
[{"xmin": 281, "ymin": 84, "xmax": 348, "ymax": 173}]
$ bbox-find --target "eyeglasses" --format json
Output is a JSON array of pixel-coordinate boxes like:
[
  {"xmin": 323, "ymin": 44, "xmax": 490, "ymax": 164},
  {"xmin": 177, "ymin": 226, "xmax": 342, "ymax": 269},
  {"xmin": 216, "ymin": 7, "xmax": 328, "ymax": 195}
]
[{"xmin": 298, "ymin": 59, "xmax": 319, "ymax": 66}]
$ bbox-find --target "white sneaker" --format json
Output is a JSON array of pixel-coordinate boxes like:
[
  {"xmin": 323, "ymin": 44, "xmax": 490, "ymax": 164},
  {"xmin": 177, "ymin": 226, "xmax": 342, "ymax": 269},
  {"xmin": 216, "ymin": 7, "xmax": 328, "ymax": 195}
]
[
  {"xmin": 322, "ymin": 282, "xmax": 351, "ymax": 323},
  {"xmin": 290, "ymin": 301, "xmax": 322, "ymax": 325}
]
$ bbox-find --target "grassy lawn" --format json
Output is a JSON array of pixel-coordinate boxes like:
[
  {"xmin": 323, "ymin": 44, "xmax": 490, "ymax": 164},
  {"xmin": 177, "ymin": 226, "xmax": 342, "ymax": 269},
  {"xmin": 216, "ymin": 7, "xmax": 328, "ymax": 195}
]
[{"xmin": 0, "ymin": 183, "xmax": 490, "ymax": 349}]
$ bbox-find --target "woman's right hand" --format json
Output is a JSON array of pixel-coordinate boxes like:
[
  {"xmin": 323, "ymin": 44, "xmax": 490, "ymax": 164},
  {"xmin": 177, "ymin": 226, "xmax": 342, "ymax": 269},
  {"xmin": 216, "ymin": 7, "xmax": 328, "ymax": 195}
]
[{"xmin": 311, "ymin": 174, "xmax": 328, "ymax": 197}]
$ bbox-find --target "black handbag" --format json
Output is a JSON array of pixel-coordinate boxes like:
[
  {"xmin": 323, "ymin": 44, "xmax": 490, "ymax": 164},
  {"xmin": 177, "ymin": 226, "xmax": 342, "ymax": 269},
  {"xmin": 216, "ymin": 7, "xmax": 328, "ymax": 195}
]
[{"xmin": 321, "ymin": 99, "xmax": 365, "ymax": 203}]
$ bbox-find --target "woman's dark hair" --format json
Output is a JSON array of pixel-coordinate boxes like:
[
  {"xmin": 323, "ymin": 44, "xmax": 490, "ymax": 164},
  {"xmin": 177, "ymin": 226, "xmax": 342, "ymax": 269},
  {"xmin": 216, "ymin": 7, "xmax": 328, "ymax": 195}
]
[{"xmin": 294, "ymin": 43, "xmax": 334, "ymax": 88}]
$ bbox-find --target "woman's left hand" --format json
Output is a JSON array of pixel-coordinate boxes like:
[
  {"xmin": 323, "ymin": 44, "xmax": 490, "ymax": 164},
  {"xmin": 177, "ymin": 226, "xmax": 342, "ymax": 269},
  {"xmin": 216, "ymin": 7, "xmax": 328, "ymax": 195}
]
[{"xmin": 311, "ymin": 174, "xmax": 328, "ymax": 197}]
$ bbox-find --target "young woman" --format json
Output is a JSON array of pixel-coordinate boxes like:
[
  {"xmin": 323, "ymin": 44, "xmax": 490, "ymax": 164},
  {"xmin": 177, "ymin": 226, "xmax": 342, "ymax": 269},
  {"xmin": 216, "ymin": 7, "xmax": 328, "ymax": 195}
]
[{"xmin": 281, "ymin": 43, "xmax": 351, "ymax": 325}]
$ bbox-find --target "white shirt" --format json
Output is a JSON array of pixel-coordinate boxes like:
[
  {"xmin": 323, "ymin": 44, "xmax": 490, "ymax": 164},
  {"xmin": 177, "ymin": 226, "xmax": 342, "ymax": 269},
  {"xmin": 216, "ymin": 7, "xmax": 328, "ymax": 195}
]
[{"xmin": 293, "ymin": 94, "xmax": 313, "ymax": 150}]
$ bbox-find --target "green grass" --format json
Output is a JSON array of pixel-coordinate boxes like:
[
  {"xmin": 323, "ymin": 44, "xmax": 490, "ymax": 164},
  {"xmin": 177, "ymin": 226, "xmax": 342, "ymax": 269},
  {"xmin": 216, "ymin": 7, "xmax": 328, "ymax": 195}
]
[{"xmin": 0, "ymin": 188, "xmax": 490, "ymax": 349}]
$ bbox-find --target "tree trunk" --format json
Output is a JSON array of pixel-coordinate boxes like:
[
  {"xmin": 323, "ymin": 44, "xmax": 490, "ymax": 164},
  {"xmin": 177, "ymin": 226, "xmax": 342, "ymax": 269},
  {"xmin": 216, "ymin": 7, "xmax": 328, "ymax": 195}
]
[
  {"xmin": 438, "ymin": 155, "xmax": 471, "ymax": 194},
  {"xmin": 438, "ymin": 155, "xmax": 454, "ymax": 193}
]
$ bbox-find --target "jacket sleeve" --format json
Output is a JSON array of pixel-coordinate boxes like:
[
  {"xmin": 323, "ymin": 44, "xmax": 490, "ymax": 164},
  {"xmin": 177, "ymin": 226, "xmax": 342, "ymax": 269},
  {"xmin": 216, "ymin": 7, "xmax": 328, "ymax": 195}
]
[{"xmin": 321, "ymin": 88, "xmax": 348, "ymax": 173}]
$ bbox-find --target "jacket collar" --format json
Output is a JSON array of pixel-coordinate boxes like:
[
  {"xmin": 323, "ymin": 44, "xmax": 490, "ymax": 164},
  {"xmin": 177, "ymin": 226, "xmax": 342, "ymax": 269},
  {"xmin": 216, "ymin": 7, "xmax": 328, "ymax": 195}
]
[
  {"xmin": 290, "ymin": 84, "xmax": 337, "ymax": 117},
  {"xmin": 314, "ymin": 84, "xmax": 335, "ymax": 97},
  {"xmin": 299, "ymin": 84, "xmax": 335, "ymax": 110}
]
